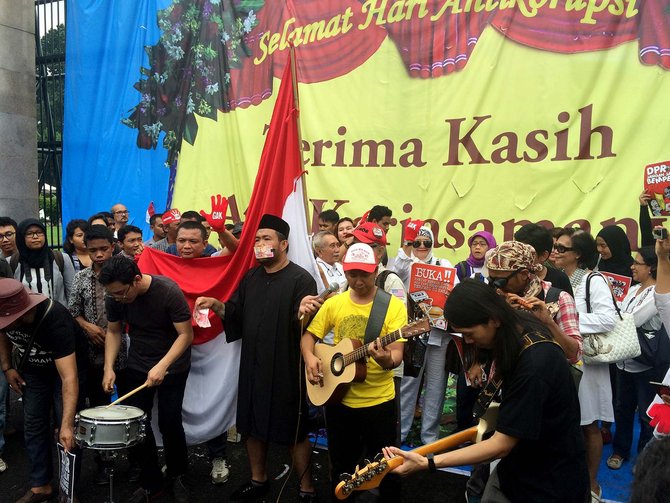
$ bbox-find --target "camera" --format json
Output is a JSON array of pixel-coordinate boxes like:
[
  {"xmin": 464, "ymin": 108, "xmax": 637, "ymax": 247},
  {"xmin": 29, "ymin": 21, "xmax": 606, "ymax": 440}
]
[{"xmin": 652, "ymin": 228, "xmax": 668, "ymax": 240}]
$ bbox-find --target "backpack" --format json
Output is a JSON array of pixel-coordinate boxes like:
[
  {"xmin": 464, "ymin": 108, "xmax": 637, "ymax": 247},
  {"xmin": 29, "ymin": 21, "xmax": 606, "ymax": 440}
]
[{"xmin": 10, "ymin": 249, "xmax": 65, "ymax": 275}]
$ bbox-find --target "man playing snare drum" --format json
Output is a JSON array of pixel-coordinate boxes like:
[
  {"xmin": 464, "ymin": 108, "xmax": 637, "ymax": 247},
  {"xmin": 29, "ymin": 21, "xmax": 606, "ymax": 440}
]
[
  {"xmin": 0, "ymin": 278, "xmax": 86, "ymax": 503},
  {"xmin": 100, "ymin": 255, "xmax": 193, "ymax": 503}
]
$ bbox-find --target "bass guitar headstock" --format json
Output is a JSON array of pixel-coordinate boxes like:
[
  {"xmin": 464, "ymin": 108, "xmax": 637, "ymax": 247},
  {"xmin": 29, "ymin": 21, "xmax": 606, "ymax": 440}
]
[{"xmin": 334, "ymin": 453, "xmax": 403, "ymax": 500}]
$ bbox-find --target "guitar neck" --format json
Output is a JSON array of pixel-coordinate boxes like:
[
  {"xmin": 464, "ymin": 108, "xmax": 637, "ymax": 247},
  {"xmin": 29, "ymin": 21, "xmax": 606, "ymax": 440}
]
[
  {"xmin": 343, "ymin": 327, "xmax": 403, "ymax": 367},
  {"xmin": 411, "ymin": 425, "xmax": 478, "ymax": 456}
]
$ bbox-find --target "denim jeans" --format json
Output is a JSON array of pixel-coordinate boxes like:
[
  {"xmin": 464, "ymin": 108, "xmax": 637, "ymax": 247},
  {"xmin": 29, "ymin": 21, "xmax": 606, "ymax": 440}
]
[
  {"xmin": 121, "ymin": 368, "xmax": 189, "ymax": 492},
  {"xmin": 0, "ymin": 370, "xmax": 7, "ymax": 456},
  {"xmin": 206, "ymin": 431, "xmax": 227, "ymax": 460},
  {"xmin": 22, "ymin": 369, "xmax": 85, "ymax": 487},
  {"xmin": 612, "ymin": 365, "xmax": 668, "ymax": 458}
]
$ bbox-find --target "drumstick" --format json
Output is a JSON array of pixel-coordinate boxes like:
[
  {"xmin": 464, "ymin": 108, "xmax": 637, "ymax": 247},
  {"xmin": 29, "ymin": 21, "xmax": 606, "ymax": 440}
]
[{"xmin": 106, "ymin": 382, "xmax": 150, "ymax": 408}]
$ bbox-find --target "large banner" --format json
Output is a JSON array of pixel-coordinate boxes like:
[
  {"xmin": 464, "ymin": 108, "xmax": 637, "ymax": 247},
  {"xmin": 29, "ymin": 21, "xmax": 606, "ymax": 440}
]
[{"xmin": 63, "ymin": 0, "xmax": 670, "ymax": 262}]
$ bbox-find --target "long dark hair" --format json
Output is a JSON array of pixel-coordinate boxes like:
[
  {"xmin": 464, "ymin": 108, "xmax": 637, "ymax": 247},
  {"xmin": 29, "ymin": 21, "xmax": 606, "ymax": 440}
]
[{"xmin": 444, "ymin": 280, "xmax": 550, "ymax": 381}]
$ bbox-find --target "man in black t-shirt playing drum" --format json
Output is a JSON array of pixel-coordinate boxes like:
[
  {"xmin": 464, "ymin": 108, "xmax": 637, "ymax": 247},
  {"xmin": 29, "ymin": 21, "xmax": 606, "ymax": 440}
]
[
  {"xmin": 0, "ymin": 278, "xmax": 83, "ymax": 503},
  {"xmin": 100, "ymin": 255, "xmax": 193, "ymax": 503}
]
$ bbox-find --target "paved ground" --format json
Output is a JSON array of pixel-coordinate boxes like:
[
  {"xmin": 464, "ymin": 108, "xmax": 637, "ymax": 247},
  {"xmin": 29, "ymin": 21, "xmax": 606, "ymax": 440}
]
[{"xmin": 0, "ymin": 395, "xmax": 468, "ymax": 503}]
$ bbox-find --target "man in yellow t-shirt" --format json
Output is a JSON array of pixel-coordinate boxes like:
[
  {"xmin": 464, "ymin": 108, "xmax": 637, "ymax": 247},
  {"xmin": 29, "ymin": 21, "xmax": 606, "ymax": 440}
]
[{"xmin": 302, "ymin": 243, "xmax": 407, "ymax": 502}]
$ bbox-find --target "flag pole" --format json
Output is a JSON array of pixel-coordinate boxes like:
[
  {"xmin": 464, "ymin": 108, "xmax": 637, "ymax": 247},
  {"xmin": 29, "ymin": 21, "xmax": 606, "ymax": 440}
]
[{"xmin": 289, "ymin": 45, "xmax": 312, "ymax": 234}]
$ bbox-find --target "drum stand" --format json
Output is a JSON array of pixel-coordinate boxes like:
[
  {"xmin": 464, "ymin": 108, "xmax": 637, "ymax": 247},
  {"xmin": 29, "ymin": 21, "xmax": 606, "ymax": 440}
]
[{"xmin": 104, "ymin": 462, "xmax": 116, "ymax": 503}]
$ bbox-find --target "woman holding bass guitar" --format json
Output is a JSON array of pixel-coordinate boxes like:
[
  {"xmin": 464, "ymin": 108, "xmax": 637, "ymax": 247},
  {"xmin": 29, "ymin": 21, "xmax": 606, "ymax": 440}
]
[{"xmin": 383, "ymin": 280, "xmax": 590, "ymax": 503}]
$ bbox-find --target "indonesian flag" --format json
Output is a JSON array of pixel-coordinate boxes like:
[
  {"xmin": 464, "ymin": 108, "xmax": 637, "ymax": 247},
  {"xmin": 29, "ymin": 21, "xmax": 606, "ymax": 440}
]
[{"xmin": 138, "ymin": 50, "xmax": 319, "ymax": 444}]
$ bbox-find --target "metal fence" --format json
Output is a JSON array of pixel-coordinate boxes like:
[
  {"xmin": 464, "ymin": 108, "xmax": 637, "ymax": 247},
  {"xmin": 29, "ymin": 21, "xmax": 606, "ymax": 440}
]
[{"xmin": 35, "ymin": 0, "xmax": 65, "ymax": 247}]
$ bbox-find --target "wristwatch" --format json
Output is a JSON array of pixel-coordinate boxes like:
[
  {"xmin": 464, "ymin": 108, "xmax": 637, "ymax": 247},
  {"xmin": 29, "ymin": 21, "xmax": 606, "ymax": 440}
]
[{"xmin": 426, "ymin": 453, "xmax": 437, "ymax": 473}]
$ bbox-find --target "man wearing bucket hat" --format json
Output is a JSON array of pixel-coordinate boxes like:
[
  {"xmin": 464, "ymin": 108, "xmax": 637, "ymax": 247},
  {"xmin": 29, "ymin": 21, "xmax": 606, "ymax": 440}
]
[
  {"xmin": 302, "ymin": 243, "xmax": 407, "ymax": 502},
  {"xmin": 0, "ymin": 278, "xmax": 83, "ymax": 503}
]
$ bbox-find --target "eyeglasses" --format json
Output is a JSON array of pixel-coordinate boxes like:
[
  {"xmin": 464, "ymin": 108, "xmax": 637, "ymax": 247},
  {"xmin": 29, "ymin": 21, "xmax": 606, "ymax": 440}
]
[
  {"xmin": 114, "ymin": 210, "xmax": 129, "ymax": 215},
  {"xmin": 487, "ymin": 269, "xmax": 523, "ymax": 289},
  {"xmin": 553, "ymin": 244, "xmax": 573, "ymax": 253},
  {"xmin": 412, "ymin": 240, "xmax": 433, "ymax": 248},
  {"xmin": 105, "ymin": 284, "xmax": 131, "ymax": 301},
  {"xmin": 26, "ymin": 231, "xmax": 45, "ymax": 238},
  {"xmin": 0, "ymin": 232, "xmax": 15, "ymax": 241},
  {"xmin": 632, "ymin": 260, "xmax": 648, "ymax": 266}
]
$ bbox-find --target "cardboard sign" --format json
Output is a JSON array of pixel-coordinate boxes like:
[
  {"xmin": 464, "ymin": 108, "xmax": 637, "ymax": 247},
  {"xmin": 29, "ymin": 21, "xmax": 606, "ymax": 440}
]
[
  {"xmin": 599, "ymin": 271, "xmax": 632, "ymax": 303},
  {"xmin": 644, "ymin": 161, "xmax": 670, "ymax": 216},
  {"xmin": 57, "ymin": 443, "xmax": 76, "ymax": 503},
  {"xmin": 409, "ymin": 263, "xmax": 457, "ymax": 330}
]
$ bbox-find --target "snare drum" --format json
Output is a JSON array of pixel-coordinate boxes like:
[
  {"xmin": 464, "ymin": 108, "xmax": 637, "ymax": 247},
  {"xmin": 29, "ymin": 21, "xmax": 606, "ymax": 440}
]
[{"xmin": 75, "ymin": 405, "xmax": 146, "ymax": 450}]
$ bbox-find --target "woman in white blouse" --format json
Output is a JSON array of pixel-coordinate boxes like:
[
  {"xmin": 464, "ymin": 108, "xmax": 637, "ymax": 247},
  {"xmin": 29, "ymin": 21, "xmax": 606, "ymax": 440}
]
[
  {"xmin": 392, "ymin": 226, "xmax": 457, "ymax": 445},
  {"xmin": 554, "ymin": 228, "xmax": 617, "ymax": 503},
  {"xmin": 608, "ymin": 246, "xmax": 666, "ymax": 470}
]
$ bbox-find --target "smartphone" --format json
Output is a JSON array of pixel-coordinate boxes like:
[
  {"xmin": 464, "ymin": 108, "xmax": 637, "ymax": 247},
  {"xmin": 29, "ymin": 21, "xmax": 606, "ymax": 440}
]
[
  {"xmin": 652, "ymin": 228, "xmax": 668, "ymax": 240},
  {"xmin": 650, "ymin": 381, "xmax": 670, "ymax": 398}
]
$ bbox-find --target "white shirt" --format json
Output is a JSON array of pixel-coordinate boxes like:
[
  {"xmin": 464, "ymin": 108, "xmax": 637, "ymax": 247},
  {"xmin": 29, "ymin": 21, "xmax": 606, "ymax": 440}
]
[
  {"xmin": 618, "ymin": 284, "xmax": 660, "ymax": 372},
  {"xmin": 316, "ymin": 257, "xmax": 347, "ymax": 292}
]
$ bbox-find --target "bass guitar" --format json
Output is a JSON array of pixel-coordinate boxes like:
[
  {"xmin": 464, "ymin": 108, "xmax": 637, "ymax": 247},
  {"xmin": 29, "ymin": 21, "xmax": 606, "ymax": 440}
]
[
  {"xmin": 335, "ymin": 403, "xmax": 499, "ymax": 500},
  {"xmin": 306, "ymin": 318, "xmax": 430, "ymax": 407}
]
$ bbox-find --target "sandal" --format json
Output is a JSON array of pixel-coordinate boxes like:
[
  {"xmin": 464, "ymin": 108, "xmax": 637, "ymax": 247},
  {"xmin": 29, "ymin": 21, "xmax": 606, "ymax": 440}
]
[
  {"xmin": 607, "ymin": 454, "xmax": 624, "ymax": 470},
  {"xmin": 590, "ymin": 486, "xmax": 602, "ymax": 503}
]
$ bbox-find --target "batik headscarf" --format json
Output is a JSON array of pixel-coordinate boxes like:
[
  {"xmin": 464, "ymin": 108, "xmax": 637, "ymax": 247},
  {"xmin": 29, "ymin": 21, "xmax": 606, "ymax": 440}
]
[
  {"xmin": 412, "ymin": 226, "xmax": 436, "ymax": 264},
  {"xmin": 486, "ymin": 241, "xmax": 559, "ymax": 316}
]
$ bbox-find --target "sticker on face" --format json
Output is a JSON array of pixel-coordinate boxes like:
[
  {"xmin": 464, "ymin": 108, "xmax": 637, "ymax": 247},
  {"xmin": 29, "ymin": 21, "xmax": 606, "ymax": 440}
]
[{"xmin": 254, "ymin": 246, "xmax": 275, "ymax": 259}]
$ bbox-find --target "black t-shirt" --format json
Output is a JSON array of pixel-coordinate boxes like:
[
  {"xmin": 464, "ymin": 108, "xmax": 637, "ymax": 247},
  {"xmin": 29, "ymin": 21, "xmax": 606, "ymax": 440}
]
[
  {"xmin": 544, "ymin": 267, "xmax": 573, "ymax": 297},
  {"xmin": 496, "ymin": 341, "xmax": 589, "ymax": 502},
  {"xmin": 106, "ymin": 275, "xmax": 192, "ymax": 374},
  {"xmin": 5, "ymin": 299, "xmax": 85, "ymax": 374}
]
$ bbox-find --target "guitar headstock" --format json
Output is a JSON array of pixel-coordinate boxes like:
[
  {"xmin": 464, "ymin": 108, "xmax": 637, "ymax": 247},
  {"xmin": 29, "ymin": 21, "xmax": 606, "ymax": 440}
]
[
  {"xmin": 334, "ymin": 454, "xmax": 402, "ymax": 500},
  {"xmin": 400, "ymin": 318, "xmax": 431, "ymax": 338}
]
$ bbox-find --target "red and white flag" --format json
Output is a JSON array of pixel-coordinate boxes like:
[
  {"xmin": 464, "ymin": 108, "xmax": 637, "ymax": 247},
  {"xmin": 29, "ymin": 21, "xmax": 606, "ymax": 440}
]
[{"xmin": 138, "ymin": 50, "xmax": 319, "ymax": 445}]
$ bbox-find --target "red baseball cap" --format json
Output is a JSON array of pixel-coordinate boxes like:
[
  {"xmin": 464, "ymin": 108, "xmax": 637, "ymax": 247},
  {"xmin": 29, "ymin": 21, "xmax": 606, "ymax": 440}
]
[
  {"xmin": 0, "ymin": 279, "xmax": 47, "ymax": 330},
  {"xmin": 343, "ymin": 243, "xmax": 378, "ymax": 273},
  {"xmin": 352, "ymin": 222, "xmax": 387, "ymax": 246}
]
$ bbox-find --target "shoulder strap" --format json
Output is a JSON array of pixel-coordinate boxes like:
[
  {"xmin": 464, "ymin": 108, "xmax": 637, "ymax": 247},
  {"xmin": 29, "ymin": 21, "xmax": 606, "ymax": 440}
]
[
  {"xmin": 585, "ymin": 272, "xmax": 622, "ymax": 319},
  {"xmin": 375, "ymin": 269, "xmax": 392, "ymax": 289},
  {"xmin": 9, "ymin": 253, "xmax": 19, "ymax": 274},
  {"xmin": 52, "ymin": 250, "xmax": 65, "ymax": 274},
  {"xmin": 544, "ymin": 286, "xmax": 562, "ymax": 305},
  {"xmin": 16, "ymin": 299, "xmax": 54, "ymax": 373},
  {"xmin": 456, "ymin": 261, "xmax": 468, "ymax": 280},
  {"xmin": 364, "ymin": 288, "xmax": 392, "ymax": 345}
]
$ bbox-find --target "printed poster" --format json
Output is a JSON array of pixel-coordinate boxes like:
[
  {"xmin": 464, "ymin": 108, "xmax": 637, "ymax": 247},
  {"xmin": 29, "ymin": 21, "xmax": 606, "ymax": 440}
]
[
  {"xmin": 57, "ymin": 443, "xmax": 76, "ymax": 503},
  {"xmin": 644, "ymin": 160, "xmax": 670, "ymax": 216},
  {"xmin": 599, "ymin": 271, "xmax": 632, "ymax": 303},
  {"xmin": 408, "ymin": 263, "xmax": 457, "ymax": 330}
]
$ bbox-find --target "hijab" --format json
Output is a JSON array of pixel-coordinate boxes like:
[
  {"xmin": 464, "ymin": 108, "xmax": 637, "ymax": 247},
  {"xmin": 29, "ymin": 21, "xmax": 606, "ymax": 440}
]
[
  {"xmin": 16, "ymin": 218, "xmax": 55, "ymax": 288},
  {"xmin": 466, "ymin": 231, "xmax": 497, "ymax": 268},
  {"xmin": 596, "ymin": 225, "xmax": 634, "ymax": 277}
]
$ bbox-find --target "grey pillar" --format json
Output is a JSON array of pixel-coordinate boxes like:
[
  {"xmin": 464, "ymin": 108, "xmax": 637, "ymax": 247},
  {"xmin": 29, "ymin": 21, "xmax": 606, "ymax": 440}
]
[{"xmin": 0, "ymin": 0, "xmax": 38, "ymax": 221}]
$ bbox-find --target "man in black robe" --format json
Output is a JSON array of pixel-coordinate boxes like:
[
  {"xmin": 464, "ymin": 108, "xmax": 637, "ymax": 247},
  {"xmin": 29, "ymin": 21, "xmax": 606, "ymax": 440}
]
[{"xmin": 196, "ymin": 214, "xmax": 319, "ymax": 503}]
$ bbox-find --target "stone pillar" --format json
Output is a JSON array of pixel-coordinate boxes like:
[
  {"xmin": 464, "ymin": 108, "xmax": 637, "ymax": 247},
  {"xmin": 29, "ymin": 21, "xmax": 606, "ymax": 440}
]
[{"xmin": 0, "ymin": 0, "xmax": 38, "ymax": 221}]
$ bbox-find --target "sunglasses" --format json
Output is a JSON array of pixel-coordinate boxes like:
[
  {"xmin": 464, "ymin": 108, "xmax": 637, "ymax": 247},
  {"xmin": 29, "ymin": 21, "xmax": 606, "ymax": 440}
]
[
  {"xmin": 553, "ymin": 244, "xmax": 573, "ymax": 253},
  {"xmin": 412, "ymin": 240, "xmax": 432, "ymax": 248},
  {"xmin": 487, "ymin": 269, "xmax": 523, "ymax": 289}
]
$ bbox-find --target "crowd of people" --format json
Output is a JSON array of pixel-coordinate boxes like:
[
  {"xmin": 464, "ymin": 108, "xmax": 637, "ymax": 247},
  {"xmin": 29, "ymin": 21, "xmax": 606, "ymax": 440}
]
[{"xmin": 0, "ymin": 193, "xmax": 669, "ymax": 503}]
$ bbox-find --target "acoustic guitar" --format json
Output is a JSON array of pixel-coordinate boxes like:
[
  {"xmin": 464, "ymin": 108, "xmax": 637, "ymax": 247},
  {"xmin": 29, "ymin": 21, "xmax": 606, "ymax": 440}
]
[
  {"xmin": 306, "ymin": 318, "xmax": 431, "ymax": 406},
  {"xmin": 335, "ymin": 403, "xmax": 499, "ymax": 500}
]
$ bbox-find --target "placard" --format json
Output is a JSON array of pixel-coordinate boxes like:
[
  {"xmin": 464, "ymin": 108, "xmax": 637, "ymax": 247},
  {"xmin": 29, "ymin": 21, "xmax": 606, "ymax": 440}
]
[{"xmin": 408, "ymin": 263, "xmax": 457, "ymax": 330}]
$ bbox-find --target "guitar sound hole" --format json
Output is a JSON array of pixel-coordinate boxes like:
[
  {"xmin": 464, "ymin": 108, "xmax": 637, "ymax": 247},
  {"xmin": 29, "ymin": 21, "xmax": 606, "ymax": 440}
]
[{"xmin": 331, "ymin": 353, "xmax": 345, "ymax": 376}]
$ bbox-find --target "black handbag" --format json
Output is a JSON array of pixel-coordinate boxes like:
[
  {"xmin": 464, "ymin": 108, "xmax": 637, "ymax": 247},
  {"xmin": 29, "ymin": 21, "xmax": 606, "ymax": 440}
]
[{"xmin": 634, "ymin": 324, "xmax": 670, "ymax": 368}]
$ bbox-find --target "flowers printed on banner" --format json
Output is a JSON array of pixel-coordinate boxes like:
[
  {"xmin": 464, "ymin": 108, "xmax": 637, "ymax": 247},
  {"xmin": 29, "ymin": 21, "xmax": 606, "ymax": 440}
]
[{"xmin": 122, "ymin": 0, "xmax": 263, "ymax": 167}]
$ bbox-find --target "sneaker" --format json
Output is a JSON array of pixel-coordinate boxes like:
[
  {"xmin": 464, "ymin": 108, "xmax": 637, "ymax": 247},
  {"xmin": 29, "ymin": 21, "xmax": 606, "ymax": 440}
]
[
  {"xmin": 0, "ymin": 457, "xmax": 7, "ymax": 473},
  {"xmin": 210, "ymin": 458, "xmax": 230, "ymax": 484},
  {"xmin": 126, "ymin": 487, "xmax": 163, "ymax": 503},
  {"xmin": 172, "ymin": 475, "xmax": 190, "ymax": 503},
  {"xmin": 230, "ymin": 480, "xmax": 270, "ymax": 502},
  {"xmin": 298, "ymin": 490, "xmax": 319, "ymax": 502}
]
